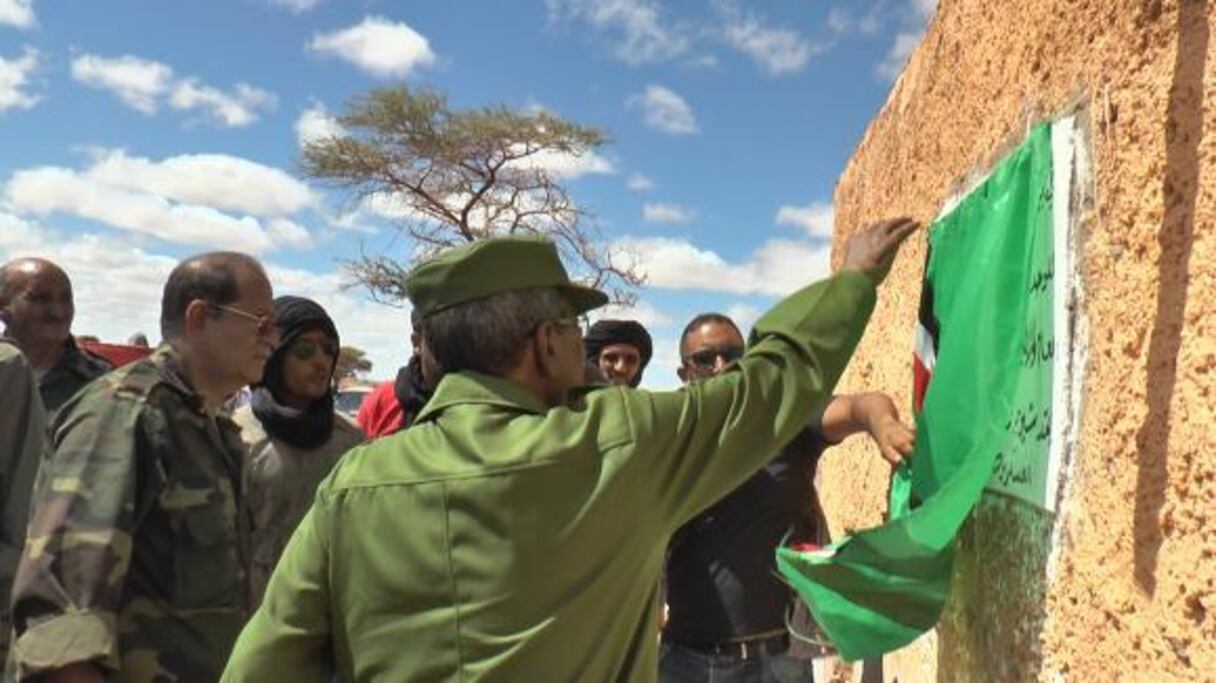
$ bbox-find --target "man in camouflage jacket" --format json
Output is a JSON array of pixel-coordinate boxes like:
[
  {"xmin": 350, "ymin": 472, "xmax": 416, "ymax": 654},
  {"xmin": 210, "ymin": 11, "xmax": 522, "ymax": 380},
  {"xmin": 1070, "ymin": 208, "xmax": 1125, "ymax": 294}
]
[
  {"xmin": 8, "ymin": 252, "xmax": 278, "ymax": 682},
  {"xmin": 0, "ymin": 258, "xmax": 111, "ymax": 415}
]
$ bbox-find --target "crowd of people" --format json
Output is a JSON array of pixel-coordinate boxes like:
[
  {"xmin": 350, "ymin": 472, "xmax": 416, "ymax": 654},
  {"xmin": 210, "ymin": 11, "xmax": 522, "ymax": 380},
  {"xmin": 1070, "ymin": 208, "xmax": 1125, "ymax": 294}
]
[{"xmin": 0, "ymin": 217, "xmax": 917, "ymax": 682}]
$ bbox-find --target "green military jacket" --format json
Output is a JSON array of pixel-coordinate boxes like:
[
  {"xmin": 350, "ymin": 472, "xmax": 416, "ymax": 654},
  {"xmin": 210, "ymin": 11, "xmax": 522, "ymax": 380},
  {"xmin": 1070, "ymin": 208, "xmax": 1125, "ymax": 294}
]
[
  {"xmin": 9, "ymin": 346, "xmax": 252, "ymax": 682},
  {"xmin": 223, "ymin": 272, "xmax": 877, "ymax": 682},
  {"xmin": 0, "ymin": 340, "xmax": 46, "ymax": 666},
  {"xmin": 37, "ymin": 338, "xmax": 112, "ymax": 415}
]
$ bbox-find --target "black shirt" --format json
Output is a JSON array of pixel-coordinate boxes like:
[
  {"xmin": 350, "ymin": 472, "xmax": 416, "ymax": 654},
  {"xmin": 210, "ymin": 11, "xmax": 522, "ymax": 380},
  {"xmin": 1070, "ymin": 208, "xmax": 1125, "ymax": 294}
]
[{"xmin": 664, "ymin": 426, "xmax": 828, "ymax": 643}]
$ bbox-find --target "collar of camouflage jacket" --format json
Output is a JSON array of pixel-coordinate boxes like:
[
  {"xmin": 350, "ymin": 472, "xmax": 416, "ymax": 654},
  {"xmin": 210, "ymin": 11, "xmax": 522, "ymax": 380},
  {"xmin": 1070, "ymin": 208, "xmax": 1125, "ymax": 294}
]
[{"xmin": 144, "ymin": 344, "xmax": 211, "ymax": 414}]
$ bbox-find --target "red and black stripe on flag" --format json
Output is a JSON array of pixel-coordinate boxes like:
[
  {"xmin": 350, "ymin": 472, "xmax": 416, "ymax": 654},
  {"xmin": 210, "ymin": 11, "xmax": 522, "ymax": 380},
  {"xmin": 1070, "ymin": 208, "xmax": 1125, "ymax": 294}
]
[{"xmin": 913, "ymin": 248, "xmax": 940, "ymax": 414}]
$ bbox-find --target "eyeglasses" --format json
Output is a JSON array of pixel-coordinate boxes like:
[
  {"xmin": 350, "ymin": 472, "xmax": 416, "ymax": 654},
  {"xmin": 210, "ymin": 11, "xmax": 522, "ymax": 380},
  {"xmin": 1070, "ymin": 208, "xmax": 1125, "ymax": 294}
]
[
  {"xmin": 290, "ymin": 338, "xmax": 338, "ymax": 361},
  {"xmin": 683, "ymin": 346, "xmax": 745, "ymax": 370},
  {"xmin": 210, "ymin": 303, "xmax": 275, "ymax": 335}
]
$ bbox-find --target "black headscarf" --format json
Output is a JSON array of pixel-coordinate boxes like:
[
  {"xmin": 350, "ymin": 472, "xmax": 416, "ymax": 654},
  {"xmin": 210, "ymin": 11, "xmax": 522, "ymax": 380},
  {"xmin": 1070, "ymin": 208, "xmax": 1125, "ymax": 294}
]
[
  {"xmin": 583, "ymin": 319, "xmax": 653, "ymax": 388},
  {"xmin": 251, "ymin": 296, "xmax": 340, "ymax": 449},
  {"xmin": 393, "ymin": 353, "xmax": 433, "ymax": 427}
]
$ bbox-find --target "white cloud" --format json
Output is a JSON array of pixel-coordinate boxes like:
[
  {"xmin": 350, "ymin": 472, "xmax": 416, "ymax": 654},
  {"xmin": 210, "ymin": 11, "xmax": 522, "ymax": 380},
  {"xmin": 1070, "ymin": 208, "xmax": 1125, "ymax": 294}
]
[
  {"xmin": 827, "ymin": 8, "xmax": 853, "ymax": 34},
  {"xmin": 725, "ymin": 303, "xmax": 762, "ymax": 335},
  {"xmin": 266, "ymin": 217, "xmax": 314, "ymax": 250},
  {"xmin": 643, "ymin": 202, "xmax": 692, "ymax": 225},
  {"xmin": 5, "ymin": 166, "xmax": 276, "ymax": 252},
  {"xmin": 775, "ymin": 200, "xmax": 834, "ymax": 238},
  {"xmin": 70, "ymin": 53, "xmax": 276, "ymax": 126},
  {"xmin": 269, "ymin": 0, "xmax": 322, "ymax": 13},
  {"xmin": 296, "ymin": 102, "xmax": 346, "ymax": 147},
  {"xmin": 0, "ymin": 47, "xmax": 38, "ymax": 112},
  {"xmin": 515, "ymin": 148, "xmax": 615, "ymax": 180},
  {"xmin": 876, "ymin": 31, "xmax": 924, "ymax": 80},
  {"xmin": 309, "ymin": 16, "xmax": 436, "ymax": 78},
  {"xmin": 84, "ymin": 149, "xmax": 317, "ymax": 217},
  {"xmin": 626, "ymin": 173, "xmax": 655, "ymax": 192},
  {"xmin": 628, "ymin": 84, "xmax": 698, "ymax": 135},
  {"xmin": 545, "ymin": 0, "xmax": 689, "ymax": 65},
  {"xmin": 614, "ymin": 235, "xmax": 831, "ymax": 296},
  {"xmin": 590, "ymin": 298, "xmax": 672, "ymax": 328},
  {"xmin": 876, "ymin": 0, "xmax": 938, "ymax": 79},
  {"xmin": 912, "ymin": 0, "xmax": 938, "ymax": 20},
  {"xmin": 71, "ymin": 54, "xmax": 173, "ymax": 114},
  {"xmin": 0, "ymin": 218, "xmax": 411, "ymax": 376},
  {"xmin": 169, "ymin": 79, "xmax": 276, "ymax": 128},
  {"xmin": 0, "ymin": 0, "xmax": 34, "ymax": 29},
  {"xmin": 723, "ymin": 14, "xmax": 819, "ymax": 75}
]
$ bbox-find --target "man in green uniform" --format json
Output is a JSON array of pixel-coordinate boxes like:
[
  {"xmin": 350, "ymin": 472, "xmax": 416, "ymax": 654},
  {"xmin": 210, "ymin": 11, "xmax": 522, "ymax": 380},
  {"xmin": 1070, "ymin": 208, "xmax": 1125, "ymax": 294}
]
[
  {"xmin": 0, "ymin": 340, "xmax": 46, "ymax": 666},
  {"xmin": 8, "ymin": 252, "xmax": 279, "ymax": 682},
  {"xmin": 223, "ymin": 219, "xmax": 917, "ymax": 682},
  {"xmin": 0, "ymin": 258, "xmax": 112, "ymax": 415}
]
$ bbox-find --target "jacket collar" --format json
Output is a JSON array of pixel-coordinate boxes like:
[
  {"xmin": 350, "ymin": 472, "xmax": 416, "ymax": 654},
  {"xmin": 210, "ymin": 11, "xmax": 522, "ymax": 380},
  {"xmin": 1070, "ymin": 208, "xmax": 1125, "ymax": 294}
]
[{"xmin": 412, "ymin": 371, "xmax": 549, "ymax": 424}]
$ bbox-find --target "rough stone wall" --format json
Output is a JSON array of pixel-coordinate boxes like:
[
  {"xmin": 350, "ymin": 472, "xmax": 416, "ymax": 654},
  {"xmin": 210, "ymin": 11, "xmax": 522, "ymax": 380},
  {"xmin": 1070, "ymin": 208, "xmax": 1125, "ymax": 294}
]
[{"xmin": 820, "ymin": 0, "xmax": 1214, "ymax": 680}]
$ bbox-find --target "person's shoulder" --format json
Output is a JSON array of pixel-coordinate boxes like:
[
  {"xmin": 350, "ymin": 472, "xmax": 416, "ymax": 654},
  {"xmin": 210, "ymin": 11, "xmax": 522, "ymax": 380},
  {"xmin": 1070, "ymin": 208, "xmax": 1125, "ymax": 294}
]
[
  {"xmin": 76, "ymin": 345, "xmax": 114, "ymax": 376},
  {"xmin": 333, "ymin": 411, "xmax": 365, "ymax": 442},
  {"xmin": 0, "ymin": 338, "xmax": 30, "ymax": 370},
  {"xmin": 231, "ymin": 405, "xmax": 268, "ymax": 446}
]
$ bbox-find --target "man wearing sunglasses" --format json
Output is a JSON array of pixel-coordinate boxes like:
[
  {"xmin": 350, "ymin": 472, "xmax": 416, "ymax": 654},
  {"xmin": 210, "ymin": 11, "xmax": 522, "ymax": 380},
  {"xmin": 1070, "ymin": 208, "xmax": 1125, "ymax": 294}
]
[
  {"xmin": 10, "ymin": 252, "xmax": 278, "ymax": 683},
  {"xmin": 225, "ymin": 220, "xmax": 916, "ymax": 682},
  {"xmin": 662, "ymin": 313, "xmax": 914, "ymax": 682},
  {"xmin": 232, "ymin": 296, "xmax": 365, "ymax": 605}
]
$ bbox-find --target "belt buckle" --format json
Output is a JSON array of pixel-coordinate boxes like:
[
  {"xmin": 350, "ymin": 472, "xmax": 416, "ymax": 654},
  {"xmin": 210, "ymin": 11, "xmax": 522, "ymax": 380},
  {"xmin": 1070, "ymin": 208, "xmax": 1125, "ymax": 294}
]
[{"xmin": 739, "ymin": 640, "xmax": 750, "ymax": 660}]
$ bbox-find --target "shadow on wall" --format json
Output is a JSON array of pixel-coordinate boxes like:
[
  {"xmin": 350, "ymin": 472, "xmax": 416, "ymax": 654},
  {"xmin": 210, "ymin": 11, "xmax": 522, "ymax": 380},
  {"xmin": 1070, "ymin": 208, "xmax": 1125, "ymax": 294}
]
[
  {"xmin": 936, "ymin": 496, "xmax": 1054, "ymax": 681},
  {"xmin": 1132, "ymin": 0, "xmax": 1209, "ymax": 597}
]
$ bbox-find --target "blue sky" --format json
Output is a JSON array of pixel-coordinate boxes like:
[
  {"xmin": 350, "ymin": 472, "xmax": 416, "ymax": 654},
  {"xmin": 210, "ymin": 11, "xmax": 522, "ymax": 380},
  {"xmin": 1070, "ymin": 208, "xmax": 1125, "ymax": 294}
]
[{"xmin": 0, "ymin": 0, "xmax": 934, "ymax": 388}]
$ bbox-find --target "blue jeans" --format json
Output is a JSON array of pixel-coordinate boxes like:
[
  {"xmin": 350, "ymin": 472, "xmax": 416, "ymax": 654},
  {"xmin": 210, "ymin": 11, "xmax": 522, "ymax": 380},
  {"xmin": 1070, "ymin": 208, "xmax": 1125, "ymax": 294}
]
[{"xmin": 659, "ymin": 641, "xmax": 814, "ymax": 683}]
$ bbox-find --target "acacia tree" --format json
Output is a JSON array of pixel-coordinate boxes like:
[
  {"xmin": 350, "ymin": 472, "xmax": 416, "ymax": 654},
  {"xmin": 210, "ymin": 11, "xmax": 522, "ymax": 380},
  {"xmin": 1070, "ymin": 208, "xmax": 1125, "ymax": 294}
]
[
  {"xmin": 334, "ymin": 346, "xmax": 372, "ymax": 381},
  {"xmin": 302, "ymin": 86, "xmax": 642, "ymax": 304}
]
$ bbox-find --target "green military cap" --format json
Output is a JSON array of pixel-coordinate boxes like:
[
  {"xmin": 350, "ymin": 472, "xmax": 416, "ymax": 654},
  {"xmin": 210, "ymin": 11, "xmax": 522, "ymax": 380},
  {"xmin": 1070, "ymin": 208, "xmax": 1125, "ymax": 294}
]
[{"xmin": 405, "ymin": 236, "xmax": 609, "ymax": 318}]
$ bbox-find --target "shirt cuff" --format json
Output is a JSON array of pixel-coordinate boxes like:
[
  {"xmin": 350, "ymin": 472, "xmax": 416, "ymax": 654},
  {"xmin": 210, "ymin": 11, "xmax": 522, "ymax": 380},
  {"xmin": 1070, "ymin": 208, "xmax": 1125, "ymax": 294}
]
[{"xmin": 12, "ymin": 609, "xmax": 119, "ymax": 675}]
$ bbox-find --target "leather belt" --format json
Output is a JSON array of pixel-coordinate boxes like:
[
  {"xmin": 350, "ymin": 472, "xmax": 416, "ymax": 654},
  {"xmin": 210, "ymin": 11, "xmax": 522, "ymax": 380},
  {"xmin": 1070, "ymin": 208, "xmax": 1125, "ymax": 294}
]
[{"xmin": 674, "ymin": 633, "xmax": 789, "ymax": 661}]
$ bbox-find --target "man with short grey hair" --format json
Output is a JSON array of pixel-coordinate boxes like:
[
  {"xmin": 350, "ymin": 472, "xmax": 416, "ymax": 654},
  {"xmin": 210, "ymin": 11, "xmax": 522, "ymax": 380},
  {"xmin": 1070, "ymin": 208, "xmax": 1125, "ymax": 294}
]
[{"xmin": 224, "ymin": 220, "xmax": 917, "ymax": 681}]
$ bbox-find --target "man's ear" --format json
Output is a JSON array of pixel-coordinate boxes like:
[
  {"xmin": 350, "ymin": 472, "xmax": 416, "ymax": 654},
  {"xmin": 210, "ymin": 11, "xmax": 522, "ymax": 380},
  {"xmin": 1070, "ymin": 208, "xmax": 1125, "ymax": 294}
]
[
  {"xmin": 533, "ymin": 321, "xmax": 561, "ymax": 379},
  {"xmin": 676, "ymin": 364, "xmax": 689, "ymax": 383},
  {"xmin": 183, "ymin": 299, "xmax": 211, "ymax": 336}
]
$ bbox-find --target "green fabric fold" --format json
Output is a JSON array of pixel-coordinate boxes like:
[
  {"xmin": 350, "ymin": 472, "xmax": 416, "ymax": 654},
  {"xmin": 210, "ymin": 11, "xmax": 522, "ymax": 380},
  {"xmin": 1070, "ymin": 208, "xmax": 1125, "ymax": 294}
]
[{"xmin": 778, "ymin": 123, "xmax": 1055, "ymax": 661}]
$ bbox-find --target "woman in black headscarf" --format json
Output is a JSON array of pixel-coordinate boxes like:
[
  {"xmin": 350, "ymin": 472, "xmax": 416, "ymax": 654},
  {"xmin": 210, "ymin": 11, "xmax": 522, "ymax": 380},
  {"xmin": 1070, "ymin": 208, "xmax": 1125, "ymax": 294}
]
[{"xmin": 233, "ymin": 295, "xmax": 364, "ymax": 604}]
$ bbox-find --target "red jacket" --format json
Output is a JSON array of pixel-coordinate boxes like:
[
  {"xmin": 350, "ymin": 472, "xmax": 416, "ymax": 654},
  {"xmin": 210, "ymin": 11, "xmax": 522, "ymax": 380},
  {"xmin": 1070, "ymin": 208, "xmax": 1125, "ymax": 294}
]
[{"xmin": 356, "ymin": 380, "xmax": 403, "ymax": 439}]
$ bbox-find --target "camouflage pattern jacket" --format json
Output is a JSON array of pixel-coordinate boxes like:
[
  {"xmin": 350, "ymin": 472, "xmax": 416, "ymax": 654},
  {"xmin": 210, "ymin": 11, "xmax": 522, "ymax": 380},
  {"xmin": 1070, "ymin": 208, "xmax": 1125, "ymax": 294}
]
[
  {"xmin": 37, "ymin": 338, "xmax": 112, "ymax": 416},
  {"xmin": 8, "ymin": 345, "xmax": 252, "ymax": 682},
  {"xmin": 232, "ymin": 405, "xmax": 363, "ymax": 605}
]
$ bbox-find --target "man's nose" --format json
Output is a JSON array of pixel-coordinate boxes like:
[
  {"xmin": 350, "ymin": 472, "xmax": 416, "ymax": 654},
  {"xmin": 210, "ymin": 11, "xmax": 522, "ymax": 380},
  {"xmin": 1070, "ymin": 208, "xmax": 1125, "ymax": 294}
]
[{"xmin": 713, "ymin": 354, "xmax": 729, "ymax": 372}]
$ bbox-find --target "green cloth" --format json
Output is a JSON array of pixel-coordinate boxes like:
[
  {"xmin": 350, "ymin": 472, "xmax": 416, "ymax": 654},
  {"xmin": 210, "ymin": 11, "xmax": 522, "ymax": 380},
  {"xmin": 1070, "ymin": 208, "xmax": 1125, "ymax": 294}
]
[
  {"xmin": 222, "ymin": 271, "xmax": 877, "ymax": 682},
  {"xmin": 9, "ymin": 345, "xmax": 252, "ymax": 682},
  {"xmin": 405, "ymin": 236, "xmax": 608, "ymax": 317},
  {"xmin": 777, "ymin": 124, "xmax": 1055, "ymax": 661}
]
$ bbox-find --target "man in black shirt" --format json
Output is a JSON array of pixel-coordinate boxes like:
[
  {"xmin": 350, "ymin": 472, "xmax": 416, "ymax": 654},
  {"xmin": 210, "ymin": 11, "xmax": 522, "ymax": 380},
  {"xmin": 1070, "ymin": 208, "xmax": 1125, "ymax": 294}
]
[{"xmin": 661, "ymin": 313, "xmax": 914, "ymax": 682}]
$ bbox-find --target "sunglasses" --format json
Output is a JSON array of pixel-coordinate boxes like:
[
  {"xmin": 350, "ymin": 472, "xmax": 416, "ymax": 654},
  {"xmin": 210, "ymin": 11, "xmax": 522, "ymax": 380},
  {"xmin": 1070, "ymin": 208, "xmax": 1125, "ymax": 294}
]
[
  {"xmin": 684, "ymin": 346, "xmax": 745, "ymax": 370},
  {"xmin": 289, "ymin": 338, "xmax": 339, "ymax": 361},
  {"xmin": 210, "ymin": 303, "xmax": 276, "ymax": 336}
]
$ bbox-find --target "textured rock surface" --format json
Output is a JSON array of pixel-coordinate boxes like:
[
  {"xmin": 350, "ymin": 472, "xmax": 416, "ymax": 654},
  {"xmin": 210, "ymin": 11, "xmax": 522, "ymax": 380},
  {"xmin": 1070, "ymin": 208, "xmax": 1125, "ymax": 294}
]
[{"xmin": 822, "ymin": 0, "xmax": 1214, "ymax": 679}]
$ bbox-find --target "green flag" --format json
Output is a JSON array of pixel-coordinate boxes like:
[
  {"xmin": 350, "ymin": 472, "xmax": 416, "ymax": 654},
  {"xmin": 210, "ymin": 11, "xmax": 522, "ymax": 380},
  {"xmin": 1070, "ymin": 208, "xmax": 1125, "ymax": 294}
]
[{"xmin": 777, "ymin": 123, "xmax": 1055, "ymax": 661}]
